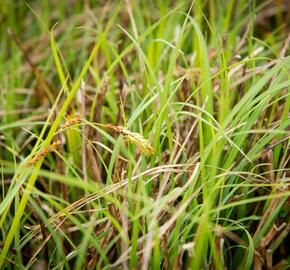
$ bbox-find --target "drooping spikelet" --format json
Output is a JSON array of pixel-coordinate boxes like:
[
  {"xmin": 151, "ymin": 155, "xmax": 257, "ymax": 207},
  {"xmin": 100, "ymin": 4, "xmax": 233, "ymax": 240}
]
[
  {"xmin": 58, "ymin": 114, "xmax": 82, "ymax": 133},
  {"xmin": 27, "ymin": 140, "xmax": 62, "ymax": 166},
  {"xmin": 105, "ymin": 124, "xmax": 154, "ymax": 156}
]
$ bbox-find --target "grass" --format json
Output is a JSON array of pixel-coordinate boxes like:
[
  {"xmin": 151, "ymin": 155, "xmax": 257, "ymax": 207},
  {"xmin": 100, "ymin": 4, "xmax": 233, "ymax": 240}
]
[{"xmin": 0, "ymin": 0, "xmax": 289, "ymax": 269}]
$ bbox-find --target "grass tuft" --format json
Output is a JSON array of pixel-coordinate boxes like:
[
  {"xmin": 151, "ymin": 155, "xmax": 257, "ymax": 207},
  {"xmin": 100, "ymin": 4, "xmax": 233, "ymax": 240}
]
[{"xmin": 0, "ymin": 1, "xmax": 289, "ymax": 269}]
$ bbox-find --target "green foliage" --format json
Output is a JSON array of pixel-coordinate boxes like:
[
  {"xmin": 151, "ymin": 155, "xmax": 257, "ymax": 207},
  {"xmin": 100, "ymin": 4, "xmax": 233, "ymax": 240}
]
[{"xmin": 0, "ymin": 0, "xmax": 289, "ymax": 269}]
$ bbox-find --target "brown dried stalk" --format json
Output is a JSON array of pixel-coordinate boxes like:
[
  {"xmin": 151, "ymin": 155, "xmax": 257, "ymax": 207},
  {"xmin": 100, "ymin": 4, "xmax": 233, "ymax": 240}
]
[
  {"xmin": 87, "ymin": 76, "xmax": 109, "ymax": 182},
  {"xmin": 105, "ymin": 124, "xmax": 154, "ymax": 156},
  {"xmin": 7, "ymin": 28, "xmax": 54, "ymax": 104}
]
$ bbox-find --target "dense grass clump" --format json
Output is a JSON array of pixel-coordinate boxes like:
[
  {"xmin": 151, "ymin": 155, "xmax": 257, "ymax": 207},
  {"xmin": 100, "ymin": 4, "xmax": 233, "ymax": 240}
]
[{"xmin": 0, "ymin": 1, "xmax": 289, "ymax": 269}]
